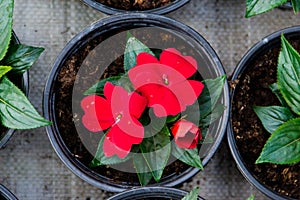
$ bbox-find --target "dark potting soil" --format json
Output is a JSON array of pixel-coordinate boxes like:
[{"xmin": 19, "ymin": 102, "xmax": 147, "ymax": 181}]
[
  {"xmin": 96, "ymin": 0, "xmax": 173, "ymax": 11},
  {"xmin": 53, "ymin": 28, "xmax": 204, "ymax": 186},
  {"xmin": 231, "ymin": 38, "xmax": 300, "ymax": 198}
]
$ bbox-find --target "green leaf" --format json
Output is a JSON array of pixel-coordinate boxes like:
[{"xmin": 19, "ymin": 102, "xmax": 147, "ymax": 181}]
[
  {"xmin": 90, "ymin": 135, "xmax": 130, "ymax": 167},
  {"xmin": 84, "ymin": 76, "xmax": 123, "ymax": 96},
  {"xmin": 0, "ymin": 66, "xmax": 12, "ymax": 79},
  {"xmin": 166, "ymin": 114, "xmax": 180, "ymax": 123},
  {"xmin": 133, "ymin": 155, "xmax": 153, "ymax": 186},
  {"xmin": 172, "ymin": 142, "xmax": 203, "ymax": 169},
  {"xmin": 1, "ymin": 44, "xmax": 44, "ymax": 74},
  {"xmin": 181, "ymin": 187, "xmax": 200, "ymax": 200},
  {"xmin": 278, "ymin": 34, "xmax": 300, "ymax": 115},
  {"xmin": 269, "ymin": 83, "xmax": 287, "ymax": 106},
  {"xmin": 0, "ymin": 0, "xmax": 14, "ymax": 60},
  {"xmin": 200, "ymin": 104, "xmax": 226, "ymax": 129},
  {"xmin": 291, "ymin": 0, "xmax": 300, "ymax": 13},
  {"xmin": 139, "ymin": 126, "xmax": 171, "ymax": 182},
  {"xmin": 245, "ymin": 0, "xmax": 288, "ymax": 17},
  {"xmin": 124, "ymin": 35, "xmax": 154, "ymax": 72},
  {"xmin": 0, "ymin": 76, "xmax": 51, "ymax": 129},
  {"xmin": 246, "ymin": 194, "xmax": 255, "ymax": 200},
  {"xmin": 253, "ymin": 106, "xmax": 294, "ymax": 134},
  {"xmin": 256, "ymin": 118, "xmax": 300, "ymax": 164},
  {"xmin": 198, "ymin": 75, "xmax": 226, "ymax": 119}
]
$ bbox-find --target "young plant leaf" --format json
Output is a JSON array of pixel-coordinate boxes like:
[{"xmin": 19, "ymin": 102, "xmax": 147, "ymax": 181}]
[
  {"xmin": 90, "ymin": 135, "xmax": 131, "ymax": 167},
  {"xmin": 1, "ymin": 44, "xmax": 44, "ymax": 74},
  {"xmin": 0, "ymin": 0, "xmax": 13, "ymax": 60},
  {"xmin": 0, "ymin": 76, "xmax": 51, "ymax": 129},
  {"xmin": 291, "ymin": 0, "xmax": 300, "ymax": 13},
  {"xmin": 84, "ymin": 76, "xmax": 123, "ymax": 96},
  {"xmin": 172, "ymin": 142, "xmax": 203, "ymax": 169},
  {"xmin": 0, "ymin": 66, "xmax": 12, "ymax": 79},
  {"xmin": 278, "ymin": 34, "xmax": 300, "ymax": 115},
  {"xmin": 200, "ymin": 104, "xmax": 226, "ymax": 129},
  {"xmin": 256, "ymin": 118, "xmax": 300, "ymax": 164},
  {"xmin": 245, "ymin": 0, "xmax": 288, "ymax": 18},
  {"xmin": 269, "ymin": 83, "xmax": 287, "ymax": 107},
  {"xmin": 253, "ymin": 106, "xmax": 294, "ymax": 134},
  {"xmin": 166, "ymin": 114, "xmax": 180, "ymax": 123},
  {"xmin": 182, "ymin": 187, "xmax": 200, "ymax": 200},
  {"xmin": 246, "ymin": 194, "xmax": 255, "ymax": 200},
  {"xmin": 139, "ymin": 126, "xmax": 171, "ymax": 182},
  {"xmin": 198, "ymin": 75, "xmax": 226, "ymax": 119},
  {"xmin": 124, "ymin": 35, "xmax": 155, "ymax": 72},
  {"xmin": 133, "ymin": 155, "xmax": 153, "ymax": 186}
]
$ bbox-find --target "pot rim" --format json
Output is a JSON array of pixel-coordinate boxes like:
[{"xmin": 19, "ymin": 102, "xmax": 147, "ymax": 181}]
[
  {"xmin": 227, "ymin": 25, "xmax": 300, "ymax": 200},
  {"xmin": 0, "ymin": 31, "xmax": 30, "ymax": 149},
  {"xmin": 107, "ymin": 186, "xmax": 205, "ymax": 200},
  {"xmin": 44, "ymin": 13, "xmax": 229, "ymax": 192},
  {"xmin": 80, "ymin": 0, "xmax": 190, "ymax": 15},
  {"xmin": 0, "ymin": 184, "xmax": 18, "ymax": 200}
]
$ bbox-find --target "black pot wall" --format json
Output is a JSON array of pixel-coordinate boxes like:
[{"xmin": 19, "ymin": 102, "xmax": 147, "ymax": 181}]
[
  {"xmin": 227, "ymin": 26, "xmax": 300, "ymax": 200},
  {"xmin": 80, "ymin": 0, "xmax": 189, "ymax": 15},
  {"xmin": 0, "ymin": 184, "xmax": 18, "ymax": 200},
  {"xmin": 44, "ymin": 13, "xmax": 230, "ymax": 192},
  {"xmin": 107, "ymin": 187, "xmax": 205, "ymax": 200}
]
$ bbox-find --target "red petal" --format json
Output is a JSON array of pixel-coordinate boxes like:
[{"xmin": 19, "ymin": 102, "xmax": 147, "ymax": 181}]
[
  {"xmin": 160, "ymin": 48, "xmax": 197, "ymax": 78},
  {"xmin": 108, "ymin": 123, "xmax": 143, "ymax": 152},
  {"xmin": 103, "ymin": 82, "xmax": 115, "ymax": 102},
  {"xmin": 103, "ymin": 134, "xmax": 129, "ymax": 158},
  {"xmin": 150, "ymin": 86, "xmax": 181, "ymax": 117},
  {"xmin": 129, "ymin": 92, "xmax": 147, "ymax": 119},
  {"xmin": 171, "ymin": 80, "xmax": 204, "ymax": 108},
  {"xmin": 171, "ymin": 119, "xmax": 199, "ymax": 149},
  {"xmin": 128, "ymin": 64, "xmax": 163, "ymax": 91},
  {"xmin": 116, "ymin": 116, "xmax": 144, "ymax": 144},
  {"xmin": 171, "ymin": 119, "xmax": 193, "ymax": 138},
  {"xmin": 136, "ymin": 84, "xmax": 161, "ymax": 106},
  {"xmin": 82, "ymin": 115, "xmax": 112, "ymax": 132},
  {"xmin": 136, "ymin": 52, "xmax": 159, "ymax": 65},
  {"xmin": 109, "ymin": 84, "xmax": 131, "ymax": 117},
  {"xmin": 81, "ymin": 95, "xmax": 113, "ymax": 132}
]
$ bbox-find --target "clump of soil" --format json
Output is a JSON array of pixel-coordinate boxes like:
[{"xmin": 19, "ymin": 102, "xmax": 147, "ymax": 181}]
[
  {"xmin": 231, "ymin": 37, "xmax": 300, "ymax": 199},
  {"xmin": 97, "ymin": 0, "xmax": 173, "ymax": 11}
]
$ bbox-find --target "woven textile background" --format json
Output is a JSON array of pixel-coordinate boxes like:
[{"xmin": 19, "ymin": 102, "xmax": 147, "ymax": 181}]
[{"xmin": 0, "ymin": 0, "xmax": 299, "ymax": 199}]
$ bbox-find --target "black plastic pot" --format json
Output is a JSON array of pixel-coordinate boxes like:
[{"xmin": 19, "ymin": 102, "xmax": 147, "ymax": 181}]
[
  {"xmin": 107, "ymin": 187, "xmax": 205, "ymax": 200},
  {"xmin": 44, "ymin": 13, "xmax": 230, "ymax": 192},
  {"xmin": 279, "ymin": 1, "xmax": 292, "ymax": 10},
  {"xmin": 227, "ymin": 26, "xmax": 300, "ymax": 200},
  {"xmin": 80, "ymin": 0, "xmax": 189, "ymax": 15},
  {"xmin": 0, "ymin": 31, "xmax": 29, "ymax": 149},
  {"xmin": 0, "ymin": 184, "xmax": 18, "ymax": 200}
]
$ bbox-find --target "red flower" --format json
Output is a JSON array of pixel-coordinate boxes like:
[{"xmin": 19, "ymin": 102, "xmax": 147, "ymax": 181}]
[
  {"xmin": 81, "ymin": 82, "xmax": 147, "ymax": 158},
  {"xmin": 128, "ymin": 48, "xmax": 204, "ymax": 117},
  {"xmin": 171, "ymin": 119, "xmax": 201, "ymax": 149}
]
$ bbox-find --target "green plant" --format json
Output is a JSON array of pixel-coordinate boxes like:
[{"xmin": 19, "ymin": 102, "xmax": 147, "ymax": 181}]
[
  {"xmin": 0, "ymin": 0, "xmax": 51, "ymax": 129},
  {"xmin": 181, "ymin": 187, "xmax": 200, "ymax": 200},
  {"xmin": 254, "ymin": 34, "xmax": 300, "ymax": 164},
  {"xmin": 82, "ymin": 33, "xmax": 226, "ymax": 186},
  {"xmin": 245, "ymin": 0, "xmax": 300, "ymax": 17}
]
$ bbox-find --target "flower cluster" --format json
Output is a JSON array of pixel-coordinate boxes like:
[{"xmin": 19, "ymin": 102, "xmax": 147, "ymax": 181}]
[
  {"xmin": 80, "ymin": 35, "xmax": 225, "ymax": 185},
  {"xmin": 81, "ymin": 48, "xmax": 204, "ymax": 158}
]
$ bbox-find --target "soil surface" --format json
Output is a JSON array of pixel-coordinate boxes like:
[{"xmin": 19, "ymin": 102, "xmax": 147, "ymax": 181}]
[
  {"xmin": 96, "ymin": 0, "xmax": 173, "ymax": 11},
  {"xmin": 231, "ymin": 37, "xmax": 300, "ymax": 199},
  {"xmin": 53, "ymin": 28, "xmax": 203, "ymax": 187}
]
